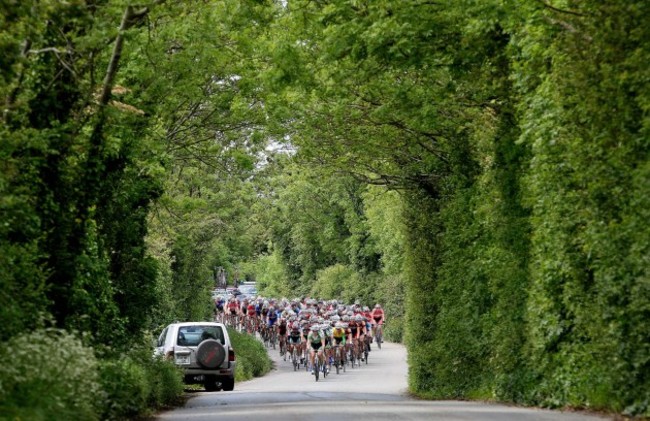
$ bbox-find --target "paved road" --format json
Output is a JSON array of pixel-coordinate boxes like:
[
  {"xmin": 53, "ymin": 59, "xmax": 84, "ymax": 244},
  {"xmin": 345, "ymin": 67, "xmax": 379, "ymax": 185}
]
[{"xmin": 158, "ymin": 341, "xmax": 611, "ymax": 421}]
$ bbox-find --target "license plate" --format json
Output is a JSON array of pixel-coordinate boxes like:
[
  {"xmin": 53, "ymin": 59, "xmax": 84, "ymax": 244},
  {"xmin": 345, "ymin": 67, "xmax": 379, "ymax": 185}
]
[{"xmin": 175, "ymin": 355, "xmax": 190, "ymax": 365}]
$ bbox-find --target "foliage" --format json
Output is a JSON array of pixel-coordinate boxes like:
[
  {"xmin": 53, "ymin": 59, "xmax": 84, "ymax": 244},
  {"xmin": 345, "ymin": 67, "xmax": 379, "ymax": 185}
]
[
  {"xmin": 228, "ymin": 328, "xmax": 272, "ymax": 381},
  {"xmin": 311, "ymin": 264, "xmax": 362, "ymax": 303},
  {"xmin": 257, "ymin": 0, "xmax": 650, "ymax": 416},
  {"xmin": 515, "ymin": 1, "xmax": 650, "ymax": 413},
  {"xmin": 0, "ymin": 328, "xmax": 184, "ymax": 421},
  {"xmin": 1, "ymin": 0, "xmax": 649, "ymax": 418},
  {"xmin": 0, "ymin": 329, "xmax": 102, "ymax": 421},
  {"xmin": 0, "ymin": 0, "xmax": 272, "ymax": 417},
  {"xmin": 98, "ymin": 348, "xmax": 184, "ymax": 420},
  {"xmin": 241, "ymin": 250, "xmax": 293, "ymax": 298}
]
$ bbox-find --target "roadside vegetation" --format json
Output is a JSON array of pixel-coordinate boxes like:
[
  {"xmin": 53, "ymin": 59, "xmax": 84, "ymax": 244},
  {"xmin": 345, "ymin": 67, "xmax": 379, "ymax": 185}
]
[
  {"xmin": 0, "ymin": 329, "xmax": 184, "ymax": 421},
  {"xmin": 229, "ymin": 328, "xmax": 273, "ymax": 381},
  {"xmin": 1, "ymin": 0, "xmax": 648, "ymax": 419}
]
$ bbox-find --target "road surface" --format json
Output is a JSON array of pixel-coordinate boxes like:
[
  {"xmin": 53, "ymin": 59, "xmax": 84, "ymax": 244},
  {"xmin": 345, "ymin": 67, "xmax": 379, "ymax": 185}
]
[{"xmin": 158, "ymin": 341, "xmax": 611, "ymax": 421}]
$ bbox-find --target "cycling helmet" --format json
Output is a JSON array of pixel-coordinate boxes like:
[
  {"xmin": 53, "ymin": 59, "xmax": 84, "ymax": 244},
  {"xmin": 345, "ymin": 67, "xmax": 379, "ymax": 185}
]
[
  {"xmin": 342, "ymin": 315, "xmax": 350, "ymax": 322},
  {"xmin": 363, "ymin": 306, "xmax": 370, "ymax": 312},
  {"xmin": 335, "ymin": 322, "xmax": 344, "ymax": 328},
  {"xmin": 355, "ymin": 315, "xmax": 363, "ymax": 322}
]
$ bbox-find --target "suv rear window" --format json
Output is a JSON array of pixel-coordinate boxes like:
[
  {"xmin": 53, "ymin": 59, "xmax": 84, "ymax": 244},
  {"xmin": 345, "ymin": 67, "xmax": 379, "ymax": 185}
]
[{"xmin": 177, "ymin": 325, "xmax": 225, "ymax": 346}]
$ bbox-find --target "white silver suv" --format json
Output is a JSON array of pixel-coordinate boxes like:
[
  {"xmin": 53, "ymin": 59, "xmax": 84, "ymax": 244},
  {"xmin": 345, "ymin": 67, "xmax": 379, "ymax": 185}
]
[{"xmin": 155, "ymin": 322, "xmax": 236, "ymax": 391}]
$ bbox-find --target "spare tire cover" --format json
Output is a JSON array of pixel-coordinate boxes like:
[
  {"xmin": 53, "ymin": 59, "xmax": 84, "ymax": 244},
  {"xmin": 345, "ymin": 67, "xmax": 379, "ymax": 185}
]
[{"xmin": 196, "ymin": 339, "xmax": 226, "ymax": 369}]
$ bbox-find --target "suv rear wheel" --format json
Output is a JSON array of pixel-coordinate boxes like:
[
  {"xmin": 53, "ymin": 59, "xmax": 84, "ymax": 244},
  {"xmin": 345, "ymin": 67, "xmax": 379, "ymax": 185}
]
[
  {"xmin": 204, "ymin": 375, "xmax": 222, "ymax": 392},
  {"xmin": 221, "ymin": 376, "xmax": 235, "ymax": 391}
]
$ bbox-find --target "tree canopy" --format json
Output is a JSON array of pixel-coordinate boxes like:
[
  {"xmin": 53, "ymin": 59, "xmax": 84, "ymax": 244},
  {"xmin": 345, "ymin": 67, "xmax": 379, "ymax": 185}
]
[{"xmin": 1, "ymin": 0, "xmax": 648, "ymax": 417}]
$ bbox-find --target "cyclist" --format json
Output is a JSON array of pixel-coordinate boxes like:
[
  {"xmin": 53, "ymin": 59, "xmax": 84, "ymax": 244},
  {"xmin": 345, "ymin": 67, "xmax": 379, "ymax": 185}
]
[
  {"xmin": 267, "ymin": 305, "xmax": 278, "ymax": 326},
  {"xmin": 306, "ymin": 324, "xmax": 325, "ymax": 375},
  {"xmin": 371, "ymin": 303, "xmax": 385, "ymax": 343},
  {"xmin": 331, "ymin": 319, "xmax": 347, "ymax": 366},
  {"xmin": 245, "ymin": 300, "xmax": 257, "ymax": 333},
  {"xmin": 214, "ymin": 295, "xmax": 225, "ymax": 321},
  {"xmin": 354, "ymin": 314, "xmax": 370, "ymax": 357},
  {"xmin": 287, "ymin": 320, "xmax": 303, "ymax": 364},
  {"xmin": 332, "ymin": 319, "xmax": 346, "ymax": 346},
  {"xmin": 321, "ymin": 318, "xmax": 333, "ymax": 370},
  {"xmin": 347, "ymin": 314, "xmax": 360, "ymax": 362},
  {"xmin": 226, "ymin": 296, "xmax": 239, "ymax": 327},
  {"xmin": 277, "ymin": 315, "xmax": 289, "ymax": 357}
]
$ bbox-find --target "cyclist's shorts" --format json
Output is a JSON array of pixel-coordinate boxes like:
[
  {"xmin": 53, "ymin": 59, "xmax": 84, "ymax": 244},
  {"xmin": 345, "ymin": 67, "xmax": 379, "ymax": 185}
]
[
  {"xmin": 334, "ymin": 337, "xmax": 344, "ymax": 345},
  {"xmin": 310, "ymin": 342, "xmax": 322, "ymax": 351},
  {"xmin": 288, "ymin": 335, "xmax": 301, "ymax": 344},
  {"xmin": 268, "ymin": 318, "xmax": 277, "ymax": 327}
]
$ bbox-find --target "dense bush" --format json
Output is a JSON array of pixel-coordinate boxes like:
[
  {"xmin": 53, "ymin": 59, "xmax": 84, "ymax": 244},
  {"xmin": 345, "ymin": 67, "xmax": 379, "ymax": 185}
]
[
  {"xmin": 0, "ymin": 329, "xmax": 102, "ymax": 421},
  {"xmin": 98, "ymin": 352, "xmax": 184, "ymax": 420},
  {"xmin": 99, "ymin": 357, "xmax": 149, "ymax": 419},
  {"xmin": 228, "ymin": 328, "xmax": 272, "ymax": 381},
  {"xmin": 0, "ymin": 329, "xmax": 185, "ymax": 421}
]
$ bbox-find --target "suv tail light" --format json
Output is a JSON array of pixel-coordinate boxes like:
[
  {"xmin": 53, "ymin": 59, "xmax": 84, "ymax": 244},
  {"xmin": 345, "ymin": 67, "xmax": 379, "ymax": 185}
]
[{"xmin": 228, "ymin": 347, "xmax": 235, "ymax": 362}]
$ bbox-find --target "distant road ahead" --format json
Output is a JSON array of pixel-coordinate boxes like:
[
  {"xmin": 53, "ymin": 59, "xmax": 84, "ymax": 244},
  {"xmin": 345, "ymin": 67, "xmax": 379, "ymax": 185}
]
[{"xmin": 158, "ymin": 341, "xmax": 611, "ymax": 421}]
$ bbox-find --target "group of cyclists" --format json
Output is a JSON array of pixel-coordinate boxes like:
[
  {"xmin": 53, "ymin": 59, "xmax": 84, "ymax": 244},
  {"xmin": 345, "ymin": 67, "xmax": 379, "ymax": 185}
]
[{"xmin": 214, "ymin": 295, "xmax": 386, "ymax": 380}]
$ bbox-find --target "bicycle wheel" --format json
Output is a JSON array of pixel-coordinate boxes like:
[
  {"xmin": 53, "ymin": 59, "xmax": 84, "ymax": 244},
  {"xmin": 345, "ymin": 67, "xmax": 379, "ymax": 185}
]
[
  {"xmin": 314, "ymin": 359, "xmax": 319, "ymax": 381},
  {"xmin": 334, "ymin": 349, "xmax": 340, "ymax": 375}
]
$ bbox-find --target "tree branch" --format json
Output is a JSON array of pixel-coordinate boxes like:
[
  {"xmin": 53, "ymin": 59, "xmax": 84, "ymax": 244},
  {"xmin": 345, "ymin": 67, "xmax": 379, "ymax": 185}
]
[
  {"xmin": 3, "ymin": 39, "xmax": 31, "ymax": 123},
  {"xmin": 99, "ymin": 6, "xmax": 133, "ymax": 106},
  {"xmin": 99, "ymin": 0, "xmax": 167, "ymax": 107},
  {"xmin": 27, "ymin": 47, "xmax": 67, "ymax": 55},
  {"xmin": 535, "ymin": 0, "xmax": 589, "ymax": 17}
]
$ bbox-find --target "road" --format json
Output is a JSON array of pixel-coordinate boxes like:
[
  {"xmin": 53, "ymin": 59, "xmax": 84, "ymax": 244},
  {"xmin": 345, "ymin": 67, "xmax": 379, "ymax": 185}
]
[{"xmin": 158, "ymin": 341, "xmax": 612, "ymax": 421}]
